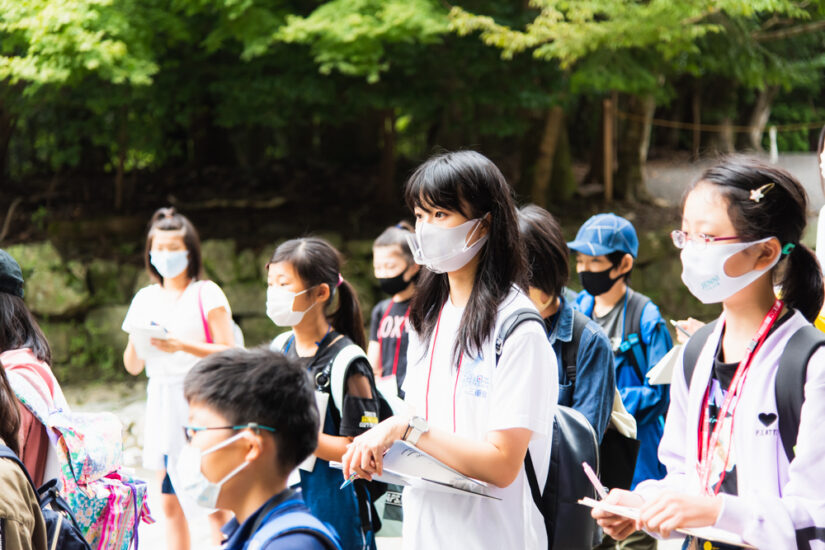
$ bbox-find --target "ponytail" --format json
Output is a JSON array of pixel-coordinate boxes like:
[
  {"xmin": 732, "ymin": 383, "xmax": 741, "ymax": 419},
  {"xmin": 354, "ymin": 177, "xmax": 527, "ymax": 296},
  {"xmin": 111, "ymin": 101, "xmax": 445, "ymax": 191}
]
[
  {"xmin": 781, "ymin": 244, "xmax": 823, "ymax": 322},
  {"xmin": 0, "ymin": 361, "xmax": 21, "ymax": 457},
  {"xmin": 269, "ymin": 237, "xmax": 366, "ymax": 350},
  {"xmin": 330, "ymin": 280, "xmax": 366, "ymax": 350}
]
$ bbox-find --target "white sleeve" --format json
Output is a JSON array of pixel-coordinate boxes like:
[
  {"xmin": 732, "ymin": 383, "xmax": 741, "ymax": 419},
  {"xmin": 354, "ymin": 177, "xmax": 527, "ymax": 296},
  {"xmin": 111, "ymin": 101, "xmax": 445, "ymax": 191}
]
[
  {"xmin": 200, "ymin": 280, "xmax": 231, "ymax": 317},
  {"xmin": 714, "ymin": 347, "xmax": 825, "ymax": 548},
  {"xmin": 635, "ymin": 347, "xmax": 691, "ymax": 499},
  {"xmin": 121, "ymin": 286, "xmax": 151, "ymax": 332},
  {"xmin": 488, "ymin": 323, "xmax": 556, "ymax": 438}
]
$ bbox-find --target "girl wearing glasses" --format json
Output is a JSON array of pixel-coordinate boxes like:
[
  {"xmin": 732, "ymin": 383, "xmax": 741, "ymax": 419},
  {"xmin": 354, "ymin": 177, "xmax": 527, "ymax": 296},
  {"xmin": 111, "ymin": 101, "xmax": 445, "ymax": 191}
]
[{"xmin": 594, "ymin": 157, "xmax": 825, "ymax": 549}]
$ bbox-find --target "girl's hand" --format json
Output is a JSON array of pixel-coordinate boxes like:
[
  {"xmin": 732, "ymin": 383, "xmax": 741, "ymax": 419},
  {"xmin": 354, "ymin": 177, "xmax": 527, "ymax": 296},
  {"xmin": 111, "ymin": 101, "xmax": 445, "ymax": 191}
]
[
  {"xmin": 150, "ymin": 336, "xmax": 184, "ymax": 353},
  {"xmin": 592, "ymin": 489, "xmax": 645, "ymax": 541},
  {"xmin": 674, "ymin": 318, "xmax": 705, "ymax": 344},
  {"xmin": 639, "ymin": 492, "xmax": 722, "ymax": 538},
  {"xmin": 342, "ymin": 415, "xmax": 408, "ymax": 482}
]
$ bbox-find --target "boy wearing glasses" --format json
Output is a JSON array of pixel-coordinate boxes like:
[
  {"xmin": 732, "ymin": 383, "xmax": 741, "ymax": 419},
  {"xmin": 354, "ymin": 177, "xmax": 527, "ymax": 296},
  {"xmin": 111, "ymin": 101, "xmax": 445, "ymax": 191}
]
[
  {"xmin": 179, "ymin": 347, "xmax": 341, "ymax": 550},
  {"xmin": 568, "ymin": 213, "xmax": 673, "ymax": 550}
]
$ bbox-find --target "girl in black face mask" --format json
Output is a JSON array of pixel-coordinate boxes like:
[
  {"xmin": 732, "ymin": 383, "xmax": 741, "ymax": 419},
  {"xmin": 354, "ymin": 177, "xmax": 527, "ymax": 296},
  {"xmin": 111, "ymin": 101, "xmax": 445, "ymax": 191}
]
[{"xmin": 367, "ymin": 222, "xmax": 420, "ymax": 398}]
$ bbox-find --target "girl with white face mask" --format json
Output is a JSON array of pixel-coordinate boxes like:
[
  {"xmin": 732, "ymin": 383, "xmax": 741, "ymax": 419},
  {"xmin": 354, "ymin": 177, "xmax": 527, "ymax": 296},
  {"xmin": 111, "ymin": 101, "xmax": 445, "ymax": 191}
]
[
  {"xmin": 594, "ymin": 158, "xmax": 825, "ymax": 550},
  {"xmin": 342, "ymin": 150, "xmax": 558, "ymax": 549},
  {"xmin": 266, "ymin": 237, "xmax": 381, "ymax": 550},
  {"xmin": 121, "ymin": 207, "xmax": 236, "ymax": 550}
]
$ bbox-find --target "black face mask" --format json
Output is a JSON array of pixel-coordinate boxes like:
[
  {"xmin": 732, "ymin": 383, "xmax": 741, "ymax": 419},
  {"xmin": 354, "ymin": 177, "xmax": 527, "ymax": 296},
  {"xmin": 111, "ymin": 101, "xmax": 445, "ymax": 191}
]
[
  {"xmin": 579, "ymin": 268, "xmax": 621, "ymax": 297},
  {"xmin": 377, "ymin": 269, "xmax": 417, "ymax": 295}
]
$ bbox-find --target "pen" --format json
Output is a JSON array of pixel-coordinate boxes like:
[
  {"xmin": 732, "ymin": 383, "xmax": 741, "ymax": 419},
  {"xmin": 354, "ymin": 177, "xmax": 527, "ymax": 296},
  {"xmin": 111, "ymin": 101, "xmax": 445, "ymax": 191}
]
[
  {"xmin": 670, "ymin": 319, "xmax": 692, "ymax": 338},
  {"xmin": 340, "ymin": 472, "xmax": 358, "ymax": 490},
  {"xmin": 582, "ymin": 462, "xmax": 608, "ymax": 500}
]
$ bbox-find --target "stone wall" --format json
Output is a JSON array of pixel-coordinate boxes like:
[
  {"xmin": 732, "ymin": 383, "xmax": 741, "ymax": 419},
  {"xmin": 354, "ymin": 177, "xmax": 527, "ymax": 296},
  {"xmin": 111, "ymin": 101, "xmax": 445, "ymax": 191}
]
[
  {"xmin": 6, "ymin": 229, "xmax": 715, "ymax": 384},
  {"xmin": 5, "ymin": 237, "xmax": 384, "ymax": 384}
]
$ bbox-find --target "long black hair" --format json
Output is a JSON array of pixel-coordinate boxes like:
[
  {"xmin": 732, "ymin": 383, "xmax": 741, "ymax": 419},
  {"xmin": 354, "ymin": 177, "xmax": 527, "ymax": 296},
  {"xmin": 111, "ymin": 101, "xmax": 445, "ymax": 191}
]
[
  {"xmin": 692, "ymin": 156, "xmax": 823, "ymax": 321},
  {"xmin": 144, "ymin": 207, "xmax": 203, "ymax": 283},
  {"xmin": 0, "ymin": 293, "xmax": 51, "ymax": 364},
  {"xmin": 404, "ymin": 150, "xmax": 527, "ymax": 362},
  {"xmin": 269, "ymin": 237, "xmax": 366, "ymax": 349},
  {"xmin": 518, "ymin": 205, "xmax": 569, "ymax": 299},
  {"xmin": 0, "ymin": 360, "xmax": 21, "ymax": 456}
]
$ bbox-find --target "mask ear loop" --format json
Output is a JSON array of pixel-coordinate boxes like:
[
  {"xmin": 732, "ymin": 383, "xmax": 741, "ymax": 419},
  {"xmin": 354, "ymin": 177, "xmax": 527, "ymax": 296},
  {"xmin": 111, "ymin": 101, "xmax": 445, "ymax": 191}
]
[{"xmin": 462, "ymin": 213, "xmax": 491, "ymax": 251}]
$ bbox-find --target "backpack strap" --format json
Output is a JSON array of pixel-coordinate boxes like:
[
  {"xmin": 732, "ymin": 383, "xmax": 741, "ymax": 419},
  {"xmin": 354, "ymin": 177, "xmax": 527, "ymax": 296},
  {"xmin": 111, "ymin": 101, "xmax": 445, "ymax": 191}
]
[
  {"xmin": 197, "ymin": 281, "xmax": 213, "ymax": 344},
  {"xmin": 0, "ymin": 444, "xmax": 37, "ymax": 494},
  {"xmin": 617, "ymin": 290, "xmax": 650, "ymax": 382},
  {"xmin": 328, "ymin": 344, "xmax": 369, "ymax": 414},
  {"xmin": 271, "ymin": 331, "xmax": 294, "ymax": 354},
  {"xmin": 681, "ymin": 320, "xmax": 718, "ymax": 388},
  {"xmin": 561, "ymin": 311, "xmax": 590, "ymax": 386},
  {"xmin": 776, "ymin": 324, "xmax": 825, "ymax": 462},
  {"xmin": 495, "ymin": 308, "xmax": 545, "ymax": 366},
  {"xmin": 247, "ymin": 498, "xmax": 342, "ymax": 550}
]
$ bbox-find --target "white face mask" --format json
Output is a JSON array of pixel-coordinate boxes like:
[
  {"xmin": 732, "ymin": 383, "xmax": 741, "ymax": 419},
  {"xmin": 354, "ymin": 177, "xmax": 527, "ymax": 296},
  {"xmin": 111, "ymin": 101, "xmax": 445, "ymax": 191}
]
[
  {"xmin": 150, "ymin": 250, "xmax": 189, "ymax": 279},
  {"xmin": 680, "ymin": 237, "xmax": 779, "ymax": 304},
  {"xmin": 266, "ymin": 285, "xmax": 318, "ymax": 327},
  {"xmin": 176, "ymin": 432, "xmax": 249, "ymax": 510},
  {"xmin": 406, "ymin": 216, "xmax": 488, "ymax": 274}
]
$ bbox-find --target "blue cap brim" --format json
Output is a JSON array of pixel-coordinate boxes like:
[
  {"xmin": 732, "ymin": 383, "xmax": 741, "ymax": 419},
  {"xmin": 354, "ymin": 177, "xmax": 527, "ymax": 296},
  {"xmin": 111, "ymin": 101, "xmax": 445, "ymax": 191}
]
[{"xmin": 566, "ymin": 240, "xmax": 615, "ymax": 257}]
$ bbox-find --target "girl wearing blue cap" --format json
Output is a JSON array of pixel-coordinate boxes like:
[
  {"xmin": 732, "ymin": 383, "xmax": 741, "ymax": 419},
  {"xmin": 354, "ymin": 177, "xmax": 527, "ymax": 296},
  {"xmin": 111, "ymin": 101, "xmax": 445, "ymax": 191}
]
[{"xmin": 569, "ymin": 213, "xmax": 673, "ymax": 550}]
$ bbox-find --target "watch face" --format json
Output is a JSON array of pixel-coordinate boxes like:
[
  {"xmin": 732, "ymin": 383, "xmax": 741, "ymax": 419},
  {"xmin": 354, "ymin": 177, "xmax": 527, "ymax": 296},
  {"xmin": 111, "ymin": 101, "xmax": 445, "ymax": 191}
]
[{"xmin": 411, "ymin": 416, "xmax": 428, "ymax": 431}]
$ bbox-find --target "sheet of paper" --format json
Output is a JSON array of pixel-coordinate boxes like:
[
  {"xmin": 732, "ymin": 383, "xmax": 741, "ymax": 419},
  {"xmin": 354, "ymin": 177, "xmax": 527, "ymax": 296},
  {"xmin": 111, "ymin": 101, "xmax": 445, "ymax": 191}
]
[
  {"xmin": 578, "ymin": 497, "xmax": 755, "ymax": 548},
  {"xmin": 125, "ymin": 323, "xmax": 169, "ymax": 340},
  {"xmin": 646, "ymin": 344, "xmax": 683, "ymax": 385},
  {"xmin": 328, "ymin": 440, "xmax": 498, "ymax": 499}
]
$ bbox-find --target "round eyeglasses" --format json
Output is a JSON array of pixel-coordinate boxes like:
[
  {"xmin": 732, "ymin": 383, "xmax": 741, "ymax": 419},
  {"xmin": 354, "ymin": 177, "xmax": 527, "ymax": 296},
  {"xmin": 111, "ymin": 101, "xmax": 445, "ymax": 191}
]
[
  {"xmin": 670, "ymin": 230, "xmax": 739, "ymax": 250},
  {"xmin": 182, "ymin": 422, "xmax": 276, "ymax": 443}
]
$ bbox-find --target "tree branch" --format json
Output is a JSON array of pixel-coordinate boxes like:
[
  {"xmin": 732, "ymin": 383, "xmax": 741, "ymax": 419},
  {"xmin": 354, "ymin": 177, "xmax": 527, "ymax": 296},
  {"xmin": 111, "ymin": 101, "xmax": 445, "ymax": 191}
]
[{"xmin": 753, "ymin": 19, "xmax": 825, "ymax": 41}]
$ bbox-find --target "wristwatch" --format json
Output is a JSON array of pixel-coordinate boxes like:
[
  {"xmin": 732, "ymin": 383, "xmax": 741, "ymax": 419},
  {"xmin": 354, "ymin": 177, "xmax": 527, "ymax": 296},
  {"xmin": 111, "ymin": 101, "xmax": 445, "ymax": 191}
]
[{"xmin": 403, "ymin": 416, "xmax": 429, "ymax": 446}]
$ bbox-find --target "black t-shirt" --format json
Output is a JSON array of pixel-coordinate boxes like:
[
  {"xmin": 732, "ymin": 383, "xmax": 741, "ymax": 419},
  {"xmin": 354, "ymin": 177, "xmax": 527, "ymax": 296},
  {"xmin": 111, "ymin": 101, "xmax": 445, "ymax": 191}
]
[
  {"xmin": 283, "ymin": 331, "xmax": 379, "ymax": 437},
  {"xmin": 369, "ymin": 298, "xmax": 411, "ymax": 396},
  {"xmin": 706, "ymin": 311, "xmax": 793, "ymax": 495}
]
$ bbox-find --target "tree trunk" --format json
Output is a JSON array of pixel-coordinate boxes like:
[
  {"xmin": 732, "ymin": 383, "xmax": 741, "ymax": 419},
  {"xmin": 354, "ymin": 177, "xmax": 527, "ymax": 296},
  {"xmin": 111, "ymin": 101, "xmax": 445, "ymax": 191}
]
[
  {"xmin": 531, "ymin": 106, "xmax": 564, "ymax": 207},
  {"xmin": 718, "ymin": 117, "xmax": 735, "ymax": 154},
  {"xmin": 614, "ymin": 94, "xmax": 654, "ymax": 201},
  {"xmin": 114, "ymin": 108, "xmax": 128, "ymax": 211},
  {"xmin": 692, "ymin": 90, "xmax": 702, "ymax": 160},
  {"xmin": 0, "ymin": 100, "xmax": 16, "ymax": 184},
  {"xmin": 746, "ymin": 86, "xmax": 779, "ymax": 151},
  {"xmin": 378, "ymin": 109, "xmax": 396, "ymax": 206}
]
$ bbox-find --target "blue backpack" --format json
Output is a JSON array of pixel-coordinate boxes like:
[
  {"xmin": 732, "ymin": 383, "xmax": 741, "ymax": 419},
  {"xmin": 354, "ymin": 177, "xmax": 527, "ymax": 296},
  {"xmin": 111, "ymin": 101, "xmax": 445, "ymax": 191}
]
[{"xmin": 246, "ymin": 494, "xmax": 342, "ymax": 550}]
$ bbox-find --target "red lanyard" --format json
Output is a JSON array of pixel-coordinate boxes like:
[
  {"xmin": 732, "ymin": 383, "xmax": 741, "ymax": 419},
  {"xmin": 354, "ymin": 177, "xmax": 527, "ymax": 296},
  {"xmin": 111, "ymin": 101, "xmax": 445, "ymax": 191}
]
[
  {"xmin": 377, "ymin": 303, "xmax": 410, "ymax": 377},
  {"xmin": 696, "ymin": 299, "xmax": 783, "ymax": 495},
  {"xmin": 424, "ymin": 302, "xmax": 463, "ymax": 432}
]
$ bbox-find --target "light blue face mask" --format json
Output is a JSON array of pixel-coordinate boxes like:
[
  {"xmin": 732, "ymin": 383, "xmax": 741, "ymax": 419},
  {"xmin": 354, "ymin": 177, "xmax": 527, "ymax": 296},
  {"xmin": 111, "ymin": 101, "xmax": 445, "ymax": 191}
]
[{"xmin": 150, "ymin": 250, "xmax": 189, "ymax": 279}]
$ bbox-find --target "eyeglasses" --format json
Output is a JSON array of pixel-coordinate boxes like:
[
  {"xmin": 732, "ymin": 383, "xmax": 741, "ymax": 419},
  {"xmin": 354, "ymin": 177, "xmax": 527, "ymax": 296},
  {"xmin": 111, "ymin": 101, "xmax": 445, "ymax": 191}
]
[
  {"xmin": 182, "ymin": 422, "xmax": 276, "ymax": 443},
  {"xmin": 670, "ymin": 230, "xmax": 739, "ymax": 250}
]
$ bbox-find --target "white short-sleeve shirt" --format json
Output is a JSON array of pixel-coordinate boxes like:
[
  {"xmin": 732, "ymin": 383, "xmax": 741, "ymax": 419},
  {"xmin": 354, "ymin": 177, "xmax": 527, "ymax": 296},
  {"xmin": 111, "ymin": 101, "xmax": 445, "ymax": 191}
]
[
  {"xmin": 402, "ymin": 287, "xmax": 558, "ymax": 549},
  {"xmin": 122, "ymin": 279, "xmax": 231, "ymax": 379}
]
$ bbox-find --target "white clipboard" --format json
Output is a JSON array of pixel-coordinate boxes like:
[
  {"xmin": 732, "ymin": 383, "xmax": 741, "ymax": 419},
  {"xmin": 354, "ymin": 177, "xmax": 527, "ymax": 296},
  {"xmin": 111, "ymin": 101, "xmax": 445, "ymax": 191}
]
[{"xmin": 646, "ymin": 344, "xmax": 683, "ymax": 385}]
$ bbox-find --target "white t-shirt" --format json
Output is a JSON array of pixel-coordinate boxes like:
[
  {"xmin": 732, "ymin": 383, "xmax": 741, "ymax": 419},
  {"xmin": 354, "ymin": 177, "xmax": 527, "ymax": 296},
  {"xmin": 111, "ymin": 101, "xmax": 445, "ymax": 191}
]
[
  {"xmin": 121, "ymin": 280, "xmax": 231, "ymax": 379},
  {"xmin": 401, "ymin": 287, "xmax": 557, "ymax": 550}
]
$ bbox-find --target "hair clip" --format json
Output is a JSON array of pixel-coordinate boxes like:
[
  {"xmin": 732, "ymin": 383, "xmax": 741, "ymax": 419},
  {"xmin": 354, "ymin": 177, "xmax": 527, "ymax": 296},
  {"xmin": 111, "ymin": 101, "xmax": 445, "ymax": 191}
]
[
  {"xmin": 781, "ymin": 243, "xmax": 796, "ymax": 255},
  {"xmin": 749, "ymin": 182, "xmax": 775, "ymax": 203},
  {"xmin": 336, "ymin": 273, "xmax": 344, "ymax": 287}
]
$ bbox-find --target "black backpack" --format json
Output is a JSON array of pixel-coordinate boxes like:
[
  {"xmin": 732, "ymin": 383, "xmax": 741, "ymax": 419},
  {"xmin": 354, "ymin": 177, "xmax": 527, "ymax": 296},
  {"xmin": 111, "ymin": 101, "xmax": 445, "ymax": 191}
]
[
  {"xmin": 495, "ymin": 309, "xmax": 600, "ymax": 550},
  {"xmin": 682, "ymin": 321, "xmax": 825, "ymax": 462},
  {"xmin": 0, "ymin": 445, "xmax": 92, "ymax": 550}
]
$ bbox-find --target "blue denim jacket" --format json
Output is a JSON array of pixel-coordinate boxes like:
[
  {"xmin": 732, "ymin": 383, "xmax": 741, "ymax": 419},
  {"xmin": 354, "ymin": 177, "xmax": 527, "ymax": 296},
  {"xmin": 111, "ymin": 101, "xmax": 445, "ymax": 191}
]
[
  {"xmin": 574, "ymin": 289, "xmax": 673, "ymax": 489},
  {"xmin": 547, "ymin": 294, "xmax": 615, "ymax": 440}
]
